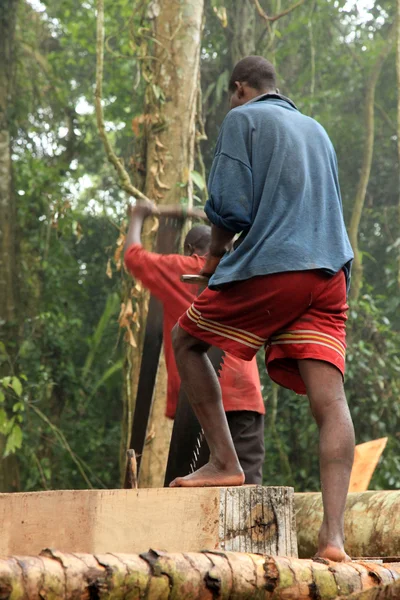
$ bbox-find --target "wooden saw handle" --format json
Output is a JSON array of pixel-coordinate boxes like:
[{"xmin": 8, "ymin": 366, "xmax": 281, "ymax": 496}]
[{"xmin": 180, "ymin": 274, "xmax": 210, "ymax": 285}]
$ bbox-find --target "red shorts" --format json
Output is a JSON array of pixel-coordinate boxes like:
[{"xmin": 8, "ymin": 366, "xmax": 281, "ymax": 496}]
[{"xmin": 178, "ymin": 270, "xmax": 348, "ymax": 395}]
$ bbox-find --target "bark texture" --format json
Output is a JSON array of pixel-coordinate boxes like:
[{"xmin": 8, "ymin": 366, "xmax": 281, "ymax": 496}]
[
  {"xmin": 295, "ymin": 491, "xmax": 400, "ymax": 559},
  {"xmin": 137, "ymin": 0, "xmax": 204, "ymax": 487},
  {"xmin": 340, "ymin": 579, "xmax": 400, "ymax": 600},
  {"xmin": 0, "ymin": 549, "xmax": 398, "ymax": 600}
]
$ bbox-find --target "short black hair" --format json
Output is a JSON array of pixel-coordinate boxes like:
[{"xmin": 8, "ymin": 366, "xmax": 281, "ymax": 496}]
[
  {"xmin": 184, "ymin": 225, "xmax": 211, "ymax": 252},
  {"xmin": 228, "ymin": 56, "xmax": 277, "ymax": 93}
]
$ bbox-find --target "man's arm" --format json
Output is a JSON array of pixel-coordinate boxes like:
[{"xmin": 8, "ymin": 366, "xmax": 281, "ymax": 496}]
[
  {"xmin": 201, "ymin": 224, "xmax": 235, "ymax": 276},
  {"xmin": 124, "ymin": 200, "xmax": 158, "ymax": 253},
  {"xmin": 124, "ymin": 200, "xmax": 208, "ymax": 254},
  {"xmin": 200, "ymin": 111, "xmax": 254, "ymax": 276}
]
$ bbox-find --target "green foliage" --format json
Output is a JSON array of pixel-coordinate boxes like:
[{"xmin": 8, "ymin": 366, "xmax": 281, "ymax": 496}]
[
  {"xmin": 0, "ymin": 367, "xmax": 25, "ymax": 458},
  {"xmin": 3, "ymin": 0, "xmax": 400, "ymax": 494}
]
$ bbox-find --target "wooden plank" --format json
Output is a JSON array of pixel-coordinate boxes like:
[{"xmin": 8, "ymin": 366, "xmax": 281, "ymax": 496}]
[
  {"xmin": 0, "ymin": 486, "xmax": 296, "ymax": 557},
  {"xmin": 349, "ymin": 437, "xmax": 388, "ymax": 493}
]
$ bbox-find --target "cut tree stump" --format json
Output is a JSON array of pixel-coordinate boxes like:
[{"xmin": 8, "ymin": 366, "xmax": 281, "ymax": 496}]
[
  {"xmin": 0, "ymin": 486, "xmax": 297, "ymax": 557},
  {"xmin": 0, "ymin": 550, "xmax": 398, "ymax": 600},
  {"xmin": 295, "ymin": 490, "xmax": 400, "ymax": 558}
]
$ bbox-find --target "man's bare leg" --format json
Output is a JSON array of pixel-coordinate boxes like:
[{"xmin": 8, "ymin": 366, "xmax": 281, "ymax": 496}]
[
  {"xmin": 298, "ymin": 359, "xmax": 355, "ymax": 562},
  {"xmin": 170, "ymin": 324, "xmax": 244, "ymax": 487}
]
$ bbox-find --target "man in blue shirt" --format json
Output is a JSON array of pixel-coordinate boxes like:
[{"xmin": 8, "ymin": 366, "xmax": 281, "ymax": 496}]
[{"xmin": 172, "ymin": 56, "xmax": 355, "ymax": 562}]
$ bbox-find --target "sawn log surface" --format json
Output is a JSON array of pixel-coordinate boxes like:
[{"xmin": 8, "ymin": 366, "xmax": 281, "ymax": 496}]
[{"xmin": 0, "ymin": 486, "xmax": 297, "ymax": 557}]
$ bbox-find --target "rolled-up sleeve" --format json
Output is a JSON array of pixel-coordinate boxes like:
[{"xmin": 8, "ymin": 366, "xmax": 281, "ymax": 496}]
[{"xmin": 205, "ymin": 110, "xmax": 253, "ymax": 233}]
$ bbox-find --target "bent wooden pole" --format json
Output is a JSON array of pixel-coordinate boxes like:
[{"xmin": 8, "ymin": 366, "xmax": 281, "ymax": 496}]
[
  {"xmin": 295, "ymin": 491, "xmax": 400, "ymax": 558},
  {"xmin": 0, "ymin": 550, "xmax": 399, "ymax": 600}
]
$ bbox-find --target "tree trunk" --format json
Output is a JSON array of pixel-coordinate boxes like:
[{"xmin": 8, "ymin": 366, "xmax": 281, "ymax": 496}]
[
  {"xmin": 397, "ymin": 0, "xmax": 400, "ymax": 290},
  {"xmin": 0, "ymin": 0, "xmax": 20, "ymax": 493},
  {"xmin": 0, "ymin": 0, "xmax": 18, "ymax": 326},
  {"xmin": 0, "ymin": 549, "xmax": 399, "ymax": 599},
  {"xmin": 341, "ymin": 579, "xmax": 400, "ymax": 600},
  {"xmin": 135, "ymin": 0, "xmax": 204, "ymax": 487},
  {"xmin": 295, "ymin": 490, "xmax": 400, "ymax": 559},
  {"xmin": 137, "ymin": 351, "xmax": 173, "ymax": 488},
  {"xmin": 227, "ymin": 0, "xmax": 256, "ymax": 65},
  {"xmin": 348, "ymin": 37, "xmax": 394, "ymax": 303}
]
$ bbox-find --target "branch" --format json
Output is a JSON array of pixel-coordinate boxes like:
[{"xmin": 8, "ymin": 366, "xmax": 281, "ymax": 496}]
[
  {"xmin": 95, "ymin": 0, "xmax": 150, "ymax": 202},
  {"xmin": 253, "ymin": 0, "xmax": 305, "ymax": 23}
]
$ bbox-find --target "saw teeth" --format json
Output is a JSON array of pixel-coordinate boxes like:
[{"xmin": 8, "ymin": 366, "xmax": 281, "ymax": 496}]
[{"xmin": 189, "ymin": 349, "xmax": 225, "ymax": 470}]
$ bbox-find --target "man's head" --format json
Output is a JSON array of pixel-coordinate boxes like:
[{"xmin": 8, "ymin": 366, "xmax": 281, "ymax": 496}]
[
  {"xmin": 183, "ymin": 225, "xmax": 211, "ymax": 257},
  {"xmin": 229, "ymin": 55, "xmax": 277, "ymax": 109}
]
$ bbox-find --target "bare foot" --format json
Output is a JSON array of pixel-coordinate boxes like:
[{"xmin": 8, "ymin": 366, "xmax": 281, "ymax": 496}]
[
  {"xmin": 170, "ymin": 461, "xmax": 245, "ymax": 487},
  {"xmin": 316, "ymin": 523, "xmax": 351, "ymax": 562},
  {"xmin": 315, "ymin": 544, "xmax": 351, "ymax": 562}
]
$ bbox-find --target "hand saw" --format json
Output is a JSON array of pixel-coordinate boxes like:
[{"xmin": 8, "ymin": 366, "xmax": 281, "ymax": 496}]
[
  {"xmin": 163, "ymin": 346, "xmax": 225, "ymax": 485},
  {"xmin": 164, "ymin": 270, "xmax": 225, "ymax": 486},
  {"xmin": 124, "ymin": 216, "xmax": 182, "ymax": 488}
]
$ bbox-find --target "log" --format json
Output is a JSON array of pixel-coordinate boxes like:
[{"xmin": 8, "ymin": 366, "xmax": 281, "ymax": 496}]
[
  {"xmin": 0, "ymin": 550, "xmax": 398, "ymax": 600},
  {"xmin": 340, "ymin": 578, "xmax": 400, "ymax": 600},
  {"xmin": 295, "ymin": 491, "xmax": 400, "ymax": 558},
  {"xmin": 0, "ymin": 486, "xmax": 297, "ymax": 557}
]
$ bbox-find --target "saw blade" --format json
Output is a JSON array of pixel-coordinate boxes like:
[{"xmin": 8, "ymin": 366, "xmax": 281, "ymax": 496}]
[{"xmin": 189, "ymin": 347, "xmax": 225, "ymax": 473}]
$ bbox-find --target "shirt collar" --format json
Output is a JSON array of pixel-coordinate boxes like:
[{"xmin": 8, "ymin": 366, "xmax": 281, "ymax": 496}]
[{"xmin": 246, "ymin": 92, "xmax": 298, "ymax": 110}]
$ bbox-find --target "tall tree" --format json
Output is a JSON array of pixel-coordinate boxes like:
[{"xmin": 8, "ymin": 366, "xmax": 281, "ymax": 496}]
[
  {"xmin": 0, "ymin": 0, "xmax": 20, "ymax": 492},
  {"xmin": 137, "ymin": 0, "xmax": 205, "ymax": 487},
  {"xmin": 95, "ymin": 0, "xmax": 205, "ymax": 486},
  {"xmin": 397, "ymin": 0, "xmax": 400, "ymax": 289},
  {"xmin": 0, "ymin": 0, "xmax": 18, "ymax": 332}
]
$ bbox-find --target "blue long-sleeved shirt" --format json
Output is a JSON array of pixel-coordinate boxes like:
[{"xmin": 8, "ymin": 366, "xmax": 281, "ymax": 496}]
[{"xmin": 204, "ymin": 94, "xmax": 354, "ymax": 290}]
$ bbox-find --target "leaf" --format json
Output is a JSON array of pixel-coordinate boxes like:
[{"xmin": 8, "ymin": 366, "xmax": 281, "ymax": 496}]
[
  {"xmin": 86, "ymin": 359, "xmax": 124, "ymax": 405},
  {"xmin": 155, "ymin": 136, "xmax": 166, "ymax": 150},
  {"xmin": 119, "ymin": 299, "xmax": 134, "ymax": 329},
  {"xmin": 0, "ymin": 342, "xmax": 6, "ymax": 356},
  {"xmin": 132, "ymin": 114, "xmax": 145, "ymax": 136},
  {"xmin": 124, "ymin": 326, "xmax": 137, "ymax": 348},
  {"xmin": 0, "ymin": 408, "xmax": 7, "ymax": 429},
  {"xmin": 114, "ymin": 244, "xmax": 124, "ymax": 271},
  {"xmin": 11, "ymin": 377, "xmax": 22, "ymax": 397},
  {"xmin": 82, "ymin": 293, "xmax": 121, "ymax": 379},
  {"xmin": 4, "ymin": 425, "xmax": 23, "ymax": 457},
  {"xmin": 191, "ymin": 170, "xmax": 206, "ymax": 191},
  {"xmin": 1, "ymin": 376, "xmax": 11, "ymax": 388},
  {"xmin": 155, "ymin": 174, "xmax": 171, "ymax": 190},
  {"xmin": 150, "ymin": 218, "xmax": 159, "ymax": 233},
  {"xmin": 0, "ymin": 391, "xmax": 4, "ymax": 403},
  {"xmin": 106, "ymin": 258, "xmax": 113, "ymax": 279}
]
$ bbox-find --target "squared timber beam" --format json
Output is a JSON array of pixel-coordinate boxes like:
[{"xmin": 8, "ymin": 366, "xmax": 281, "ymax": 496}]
[{"xmin": 0, "ymin": 486, "xmax": 297, "ymax": 557}]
